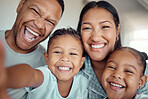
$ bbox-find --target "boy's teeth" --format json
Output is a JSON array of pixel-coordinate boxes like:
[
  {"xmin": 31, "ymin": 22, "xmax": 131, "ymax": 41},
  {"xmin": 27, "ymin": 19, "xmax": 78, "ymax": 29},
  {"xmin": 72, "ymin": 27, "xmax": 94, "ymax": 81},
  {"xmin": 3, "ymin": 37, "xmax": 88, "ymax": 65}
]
[
  {"xmin": 110, "ymin": 83, "xmax": 122, "ymax": 88},
  {"xmin": 26, "ymin": 27, "xmax": 39, "ymax": 36},
  {"xmin": 58, "ymin": 67, "xmax": 70, "ymax": 70},
  {"xmin": 91, "ymin": 44, "xmax": 104, "ymax": 48}
]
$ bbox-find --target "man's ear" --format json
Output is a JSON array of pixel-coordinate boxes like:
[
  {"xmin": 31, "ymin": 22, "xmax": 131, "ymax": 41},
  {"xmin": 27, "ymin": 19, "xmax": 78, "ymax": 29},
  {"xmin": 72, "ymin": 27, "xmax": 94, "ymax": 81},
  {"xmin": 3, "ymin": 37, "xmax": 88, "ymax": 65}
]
[
  {"xmin": 138, "ymin": 75, "xmax": 147, "ymax": 89},
  {"xmin": 17, "ymin": 0, "xmax": 26, "ymax": 13},
  {"xmin": 44, "ymin": 52, "xmax": 49, "ymax": 65}
]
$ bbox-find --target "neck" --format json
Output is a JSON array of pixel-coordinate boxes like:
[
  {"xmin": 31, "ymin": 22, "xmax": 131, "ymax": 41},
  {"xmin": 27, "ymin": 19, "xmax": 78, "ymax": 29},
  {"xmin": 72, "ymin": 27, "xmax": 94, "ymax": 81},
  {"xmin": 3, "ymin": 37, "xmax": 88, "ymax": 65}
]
[
  {"xmin": 57, "ymin": 79, "xmax": 73, "ymax": 98},
  {"xmin": 91, "ymin": 59, "xmax": 107, "ymax": 84},
  {"xmin": 5, "ymin": 29, "xmax": 36, "ymax": 54}
]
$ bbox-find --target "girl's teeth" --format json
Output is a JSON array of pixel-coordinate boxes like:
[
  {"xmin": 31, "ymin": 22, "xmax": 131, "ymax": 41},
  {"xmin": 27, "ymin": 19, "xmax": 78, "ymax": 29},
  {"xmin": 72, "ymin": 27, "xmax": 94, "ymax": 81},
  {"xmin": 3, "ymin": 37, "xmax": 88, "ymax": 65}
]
[
  {"xmin": 91, "ymin": 44, "xmax": 104, "ymax": 48},
  {"xmin": 26, "ymin": 27, "xmax": 39, "ymax": 36},
  {"xmin": 58, "ymin": 67, "xmax": 70, "ymax": 70},
  {"xmin": 111, "ymin": 83, "xmax": 122, "ymax": 88}
]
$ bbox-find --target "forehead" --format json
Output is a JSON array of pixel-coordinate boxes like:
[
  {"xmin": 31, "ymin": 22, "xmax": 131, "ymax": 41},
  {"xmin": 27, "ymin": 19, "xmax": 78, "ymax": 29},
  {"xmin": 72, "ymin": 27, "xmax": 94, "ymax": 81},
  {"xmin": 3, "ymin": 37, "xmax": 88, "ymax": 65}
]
[
  {"xmin": 26, "ymin": 0, "xmax": 62, "ymax": 19},
  {"xmin": 82, "ymin": 8, "xmax": 113, "ymax": 22},
  {"xmin": 49, "ymin": 35, "xmax": 83, "ymax": 50},
  {"xmin": 108, "ymin": 50, "xmax": 141, "ymax": 67},
  {"xmin": 109, "ymin": 50, "xmax": 137, "ymax": 60}
]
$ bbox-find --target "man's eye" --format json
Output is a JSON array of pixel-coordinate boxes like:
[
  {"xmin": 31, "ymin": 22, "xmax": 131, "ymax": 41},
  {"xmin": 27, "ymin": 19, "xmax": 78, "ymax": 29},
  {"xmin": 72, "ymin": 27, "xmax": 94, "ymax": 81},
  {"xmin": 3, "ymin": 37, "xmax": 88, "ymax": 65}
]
[
  {"xmin": 31, "ymin": 8, "xmax": 40, "ymax": 15},
  {"xmin": 46, "ymin": 20, "xmax": 55, "ymax": 26}
]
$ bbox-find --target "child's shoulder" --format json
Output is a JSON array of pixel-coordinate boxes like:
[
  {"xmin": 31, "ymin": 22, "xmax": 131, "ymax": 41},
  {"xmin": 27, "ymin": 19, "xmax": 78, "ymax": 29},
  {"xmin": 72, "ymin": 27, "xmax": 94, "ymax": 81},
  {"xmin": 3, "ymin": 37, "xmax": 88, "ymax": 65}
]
[{"xmin": 134, "ymin": 93, "xmax": 148, "ymax": 99}]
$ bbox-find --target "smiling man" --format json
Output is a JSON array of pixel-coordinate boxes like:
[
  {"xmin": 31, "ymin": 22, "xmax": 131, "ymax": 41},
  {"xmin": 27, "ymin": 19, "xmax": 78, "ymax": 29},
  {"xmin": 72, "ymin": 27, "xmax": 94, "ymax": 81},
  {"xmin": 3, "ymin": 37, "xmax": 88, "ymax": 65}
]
[{"xmin": 0, "ymin": 0, "xmax": 64, "ymax": 98}]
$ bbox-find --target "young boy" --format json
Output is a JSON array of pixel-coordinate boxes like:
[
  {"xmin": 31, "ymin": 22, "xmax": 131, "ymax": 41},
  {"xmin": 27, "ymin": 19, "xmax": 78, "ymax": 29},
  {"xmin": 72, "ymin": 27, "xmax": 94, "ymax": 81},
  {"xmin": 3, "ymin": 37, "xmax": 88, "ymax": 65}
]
[
  {"xmin": 102, "ymin": 47, "xmax": 148, "ymax": 99},
  {"xmin": 3, "ymin": 28, "xmax": 88, "ymax": 99}
]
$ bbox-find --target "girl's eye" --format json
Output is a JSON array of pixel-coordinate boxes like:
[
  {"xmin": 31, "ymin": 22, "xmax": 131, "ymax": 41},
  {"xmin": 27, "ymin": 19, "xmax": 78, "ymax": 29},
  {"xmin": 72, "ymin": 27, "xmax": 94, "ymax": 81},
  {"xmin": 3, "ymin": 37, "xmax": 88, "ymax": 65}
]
[{"xmin": 107, "ymin": 66, "xmax": 115, "ymax": 70}]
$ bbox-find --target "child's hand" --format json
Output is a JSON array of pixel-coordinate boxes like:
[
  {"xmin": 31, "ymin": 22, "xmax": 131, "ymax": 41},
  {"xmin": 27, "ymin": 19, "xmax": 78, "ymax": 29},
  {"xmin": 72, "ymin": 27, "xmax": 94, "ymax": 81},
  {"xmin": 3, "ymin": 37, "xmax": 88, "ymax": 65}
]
[{"xmin": 0, "ymin": 40, "xmax": 11, "ymax": 99}]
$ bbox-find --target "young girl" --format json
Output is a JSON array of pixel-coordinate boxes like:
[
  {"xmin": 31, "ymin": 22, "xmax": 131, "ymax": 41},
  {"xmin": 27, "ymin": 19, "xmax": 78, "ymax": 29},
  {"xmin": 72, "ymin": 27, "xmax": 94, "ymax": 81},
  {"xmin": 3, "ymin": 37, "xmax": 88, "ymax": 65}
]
[
  {"xmin": 102, "ymin": 47, "xmax": 148, "ymax": 99},
  {"xmin": 4, "ymin": 28, "xmax": 88, "ymax": 99}
]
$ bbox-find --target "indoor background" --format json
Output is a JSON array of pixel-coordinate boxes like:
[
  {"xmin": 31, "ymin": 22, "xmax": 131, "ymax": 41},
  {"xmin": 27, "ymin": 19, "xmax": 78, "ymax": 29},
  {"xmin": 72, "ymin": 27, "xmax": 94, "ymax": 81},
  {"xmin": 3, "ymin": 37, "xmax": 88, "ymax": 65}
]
[{"xmin": 0, "ymin": 0, "xmax": 148, "ymax": 55}]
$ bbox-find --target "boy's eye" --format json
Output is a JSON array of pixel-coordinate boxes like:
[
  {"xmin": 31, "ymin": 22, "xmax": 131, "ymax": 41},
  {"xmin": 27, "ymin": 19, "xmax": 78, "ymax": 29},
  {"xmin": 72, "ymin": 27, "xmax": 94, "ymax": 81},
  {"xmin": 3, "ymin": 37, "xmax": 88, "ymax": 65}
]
[
  {"xmin": 102, "ymin": 26, "xmax": 110, "ymax": 29},
  {"xmin": 54, "ymin": 51, "xmax": 61, "ymax": 54},
  {"xmin": 70, "ymin": 53, "xmax": 77, "ymax": 56},
  {"xmin": 125, "ymin": 70, "xmax": 134, "ymax": 74}
]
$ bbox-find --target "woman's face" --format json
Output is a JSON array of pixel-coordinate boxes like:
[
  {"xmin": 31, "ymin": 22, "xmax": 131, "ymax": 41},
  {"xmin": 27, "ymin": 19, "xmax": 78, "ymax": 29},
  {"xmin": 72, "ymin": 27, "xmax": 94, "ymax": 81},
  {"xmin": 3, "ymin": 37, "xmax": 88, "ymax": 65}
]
[{"xmin": 81, "ymin": 8, "xmax": 120, "ymax": 61}]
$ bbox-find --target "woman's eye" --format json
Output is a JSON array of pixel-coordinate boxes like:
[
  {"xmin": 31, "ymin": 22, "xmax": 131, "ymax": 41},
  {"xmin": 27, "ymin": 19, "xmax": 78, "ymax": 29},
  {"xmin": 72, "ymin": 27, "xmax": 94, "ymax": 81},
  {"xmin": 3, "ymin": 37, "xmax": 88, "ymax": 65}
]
[
  {"xmin": 102, "ymin": 26, "xmax": 110, "ymax": 29},
  {"xmin": 82, "ymin": 27, "xmax": 92, "ymax": 30}
]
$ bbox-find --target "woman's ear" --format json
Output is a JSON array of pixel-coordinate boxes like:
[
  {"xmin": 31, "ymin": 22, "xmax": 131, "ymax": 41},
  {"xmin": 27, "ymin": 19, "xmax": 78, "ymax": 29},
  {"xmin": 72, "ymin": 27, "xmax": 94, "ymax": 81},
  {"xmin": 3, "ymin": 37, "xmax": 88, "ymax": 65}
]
[
  {"xmin": 44, "ymin": 52, "xmax": 49, "ymax": 65},
  {"xmin": 138, "ymin": 75, "xmax": 147, "ymax": 89},
  {"xmin": 17, "ymin": 0, "xmax": 26, "ymax": 13},
  {"xmin": 116, "ymin": 24, "xmax": 120, "ymax": 37}
]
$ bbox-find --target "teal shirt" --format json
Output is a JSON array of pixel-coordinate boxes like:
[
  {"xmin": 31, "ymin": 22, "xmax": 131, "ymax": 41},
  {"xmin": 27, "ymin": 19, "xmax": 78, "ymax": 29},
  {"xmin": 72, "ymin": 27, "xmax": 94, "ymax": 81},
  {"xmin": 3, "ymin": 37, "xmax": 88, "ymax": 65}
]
[
  {"xmin": 79, "ymin": 54, "xmax": 107, "ymax": 99},
  {"xmin": 80, "ymin": 54, "xmax": 148, "ymax": 99},
  {"xmin": 26, "ymin": 65, "xmax": 88, "ymax": 99}
]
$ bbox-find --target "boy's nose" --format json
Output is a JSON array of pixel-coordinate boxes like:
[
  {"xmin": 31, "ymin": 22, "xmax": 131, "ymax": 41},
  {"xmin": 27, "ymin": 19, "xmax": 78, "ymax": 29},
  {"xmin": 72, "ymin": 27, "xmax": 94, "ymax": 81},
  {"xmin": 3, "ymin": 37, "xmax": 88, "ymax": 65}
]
[{"xmin": 60, "ymin": 55, "xmax": 70, "ymax": 62}]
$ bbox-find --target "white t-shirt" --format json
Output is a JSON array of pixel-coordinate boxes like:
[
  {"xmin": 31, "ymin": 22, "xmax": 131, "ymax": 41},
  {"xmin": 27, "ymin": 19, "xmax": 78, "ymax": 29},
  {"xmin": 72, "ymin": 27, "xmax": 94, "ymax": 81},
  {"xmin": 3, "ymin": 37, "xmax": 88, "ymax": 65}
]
[{"xmin": 26, "ymin": 65, "xmax": 88, "ymax": 99}]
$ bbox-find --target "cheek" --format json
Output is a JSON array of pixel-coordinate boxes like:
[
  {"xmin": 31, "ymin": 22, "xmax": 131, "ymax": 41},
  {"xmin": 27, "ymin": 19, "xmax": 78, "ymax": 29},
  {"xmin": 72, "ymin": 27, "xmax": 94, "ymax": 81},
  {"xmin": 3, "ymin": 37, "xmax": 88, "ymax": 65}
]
[{"xmin": 81, "ymin": 32, "xmax": 90, "ymax": 42}]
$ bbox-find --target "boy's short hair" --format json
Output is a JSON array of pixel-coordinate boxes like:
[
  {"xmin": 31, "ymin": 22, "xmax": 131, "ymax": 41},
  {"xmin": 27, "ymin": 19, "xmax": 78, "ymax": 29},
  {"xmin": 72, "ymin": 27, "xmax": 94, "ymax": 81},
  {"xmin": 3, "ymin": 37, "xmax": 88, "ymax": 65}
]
[{"xmin": 47, "ymin": 27, "xmax": 84, "ymax": 54}]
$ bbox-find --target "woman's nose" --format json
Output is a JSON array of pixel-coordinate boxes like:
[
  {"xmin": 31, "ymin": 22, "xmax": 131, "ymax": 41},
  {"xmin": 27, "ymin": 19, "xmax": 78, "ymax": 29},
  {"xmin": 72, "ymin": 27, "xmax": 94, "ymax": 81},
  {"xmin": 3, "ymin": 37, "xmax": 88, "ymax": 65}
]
[{"xmin": 90, "ymin": 30, "xmax": 103, "ymax": 42}]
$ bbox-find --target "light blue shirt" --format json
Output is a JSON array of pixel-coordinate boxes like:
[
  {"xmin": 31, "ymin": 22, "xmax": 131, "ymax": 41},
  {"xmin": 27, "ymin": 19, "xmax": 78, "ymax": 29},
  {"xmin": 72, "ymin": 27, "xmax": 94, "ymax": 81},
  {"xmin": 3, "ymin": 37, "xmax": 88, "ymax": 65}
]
[
  {"xmin": 137, "ymin": 62, "xmax": 148, "ymax": 94},
  {"xmin": 103, "ymin": 93, "xmax": 148, "ymax": 99},
  {"xmin": 26, "ymin": 65, "xmax": 88, "ymax": 99},
  {"xmin": 79, "ymin": 54, "xmax": 107, "ymax": 99},
  {"xmin": 80, "ymin": 54, "xmax": 148, "ymax": 99}
]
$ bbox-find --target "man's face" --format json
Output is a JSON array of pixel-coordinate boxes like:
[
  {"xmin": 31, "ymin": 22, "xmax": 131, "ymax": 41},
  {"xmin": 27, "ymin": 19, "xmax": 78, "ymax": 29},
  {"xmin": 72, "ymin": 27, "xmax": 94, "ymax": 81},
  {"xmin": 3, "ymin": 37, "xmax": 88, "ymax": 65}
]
[{"xmin": 13, "ymin": 0, "xmax": 62, "ymax": 52}]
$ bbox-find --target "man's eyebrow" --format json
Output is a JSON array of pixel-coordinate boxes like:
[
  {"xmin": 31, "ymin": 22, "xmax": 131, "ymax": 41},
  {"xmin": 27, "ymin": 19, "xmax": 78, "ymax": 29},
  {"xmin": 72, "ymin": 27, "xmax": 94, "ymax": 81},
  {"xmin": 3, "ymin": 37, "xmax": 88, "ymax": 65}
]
[{"xmin": 30, "ymin": 4, "xmax": 41, "ymax": 13}]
